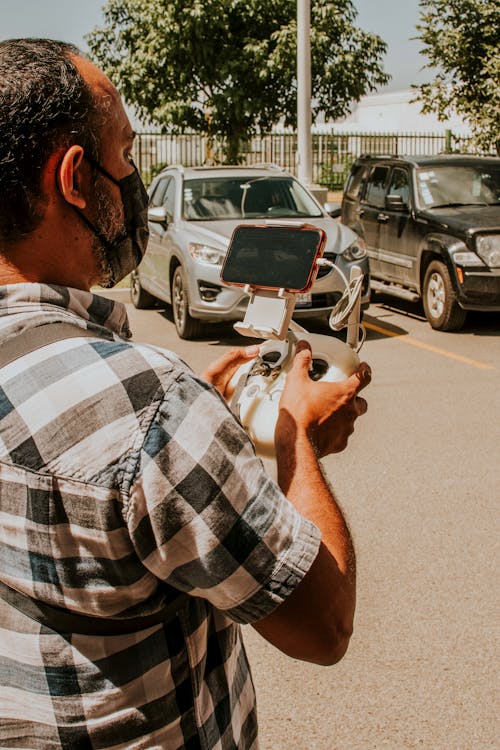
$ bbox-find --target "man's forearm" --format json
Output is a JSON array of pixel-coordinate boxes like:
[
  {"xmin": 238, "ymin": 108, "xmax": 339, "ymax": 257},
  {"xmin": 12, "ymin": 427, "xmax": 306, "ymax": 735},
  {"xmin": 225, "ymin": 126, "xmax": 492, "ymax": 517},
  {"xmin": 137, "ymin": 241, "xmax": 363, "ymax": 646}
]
[
  {"xmin": 251, "ymin": 420, "xmax": 356, "ymax": 665},
  {"xmin": 275, "ymin": 422, "xmax": 356, "ymax": 583},
  {"xmin": 252, "ymin": 349, "xmax": 368, "ymax": 665}
]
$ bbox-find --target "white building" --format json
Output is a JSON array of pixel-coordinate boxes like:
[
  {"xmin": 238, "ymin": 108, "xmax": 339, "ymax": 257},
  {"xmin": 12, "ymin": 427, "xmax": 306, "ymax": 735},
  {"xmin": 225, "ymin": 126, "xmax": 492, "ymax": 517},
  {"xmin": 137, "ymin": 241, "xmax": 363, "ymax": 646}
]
[{"xmin": 314, "ymin": 89, "xmax": 471, "ymax": 136}]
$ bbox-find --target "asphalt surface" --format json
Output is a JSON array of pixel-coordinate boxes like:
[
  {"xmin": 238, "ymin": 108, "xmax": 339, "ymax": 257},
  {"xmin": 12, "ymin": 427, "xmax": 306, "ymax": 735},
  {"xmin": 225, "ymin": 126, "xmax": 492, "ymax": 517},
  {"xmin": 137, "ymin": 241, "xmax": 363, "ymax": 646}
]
[{"xmin": 106, "ymin": 289, "xmax": 499, "ymax": 749}]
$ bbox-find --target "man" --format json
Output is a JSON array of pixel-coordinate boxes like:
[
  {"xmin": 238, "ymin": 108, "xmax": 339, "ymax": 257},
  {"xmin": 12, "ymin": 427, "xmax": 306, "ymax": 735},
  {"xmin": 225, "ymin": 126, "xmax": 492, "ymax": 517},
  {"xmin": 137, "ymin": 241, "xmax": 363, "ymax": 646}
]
[{"xmin": 0, "ymin": 39, "xmax": 370, "ymax": 749}]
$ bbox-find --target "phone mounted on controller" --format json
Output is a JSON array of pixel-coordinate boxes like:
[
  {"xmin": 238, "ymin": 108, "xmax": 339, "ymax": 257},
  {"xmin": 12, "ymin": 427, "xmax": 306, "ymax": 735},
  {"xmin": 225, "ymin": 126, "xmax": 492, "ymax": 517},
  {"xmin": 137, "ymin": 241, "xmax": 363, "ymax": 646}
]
[{"xmin": 220, "ymin": 221, "xmax": 365, "ymax": 457}]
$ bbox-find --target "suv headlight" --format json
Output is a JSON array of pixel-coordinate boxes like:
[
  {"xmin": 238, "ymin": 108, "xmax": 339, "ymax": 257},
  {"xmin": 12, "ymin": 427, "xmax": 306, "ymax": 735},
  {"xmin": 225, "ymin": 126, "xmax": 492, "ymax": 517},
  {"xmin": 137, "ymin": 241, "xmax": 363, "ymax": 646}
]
[
  {"xmin": 342, "ymin": 236, "xmax": 367, "ymax": 262},
  {"xmin": 450, "ymin": 243, "xmax": 485, "ymax": 267},
  {"xmin": 188, "ymin": 242, "xmax": 226, "ymax": 266},
  {"xmin": 476, "ymin": 235, "xmax": 500, "ymax": 268}
]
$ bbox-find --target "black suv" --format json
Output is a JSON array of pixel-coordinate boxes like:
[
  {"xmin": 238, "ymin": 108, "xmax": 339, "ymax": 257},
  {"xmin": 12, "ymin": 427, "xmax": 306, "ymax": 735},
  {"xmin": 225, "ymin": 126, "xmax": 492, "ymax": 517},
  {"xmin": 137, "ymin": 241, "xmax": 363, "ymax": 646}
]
[{"xmin": 341, "ymin": 154, "xmax": 500, "ymax": 330}]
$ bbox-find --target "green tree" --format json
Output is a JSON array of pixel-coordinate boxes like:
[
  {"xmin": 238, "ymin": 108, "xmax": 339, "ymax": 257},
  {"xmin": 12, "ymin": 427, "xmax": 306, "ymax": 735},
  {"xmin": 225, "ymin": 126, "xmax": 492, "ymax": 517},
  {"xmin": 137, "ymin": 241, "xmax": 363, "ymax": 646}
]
[
  {"xmin": 86, "ymin": 0, "xmax": 389, "ymax": 163},
  {"xmin": 415, "ymin": 0, "xmax": 500, "ymax": 154}
]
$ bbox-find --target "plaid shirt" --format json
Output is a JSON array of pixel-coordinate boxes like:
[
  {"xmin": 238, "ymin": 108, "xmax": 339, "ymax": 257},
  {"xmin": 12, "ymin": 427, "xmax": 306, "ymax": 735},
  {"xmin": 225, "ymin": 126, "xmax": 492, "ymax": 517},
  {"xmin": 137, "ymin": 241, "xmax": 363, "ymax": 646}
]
[{"xmin": 0, "ymin": 284, "xmax": 321, "ymax": 750}]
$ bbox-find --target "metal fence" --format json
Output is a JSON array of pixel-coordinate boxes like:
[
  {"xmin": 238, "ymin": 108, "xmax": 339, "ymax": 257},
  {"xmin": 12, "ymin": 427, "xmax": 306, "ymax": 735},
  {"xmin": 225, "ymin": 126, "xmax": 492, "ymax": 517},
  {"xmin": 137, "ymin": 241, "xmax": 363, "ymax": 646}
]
[{"xmin": 133, "ymin": 130, "xmax": 476, "ymax": 189}]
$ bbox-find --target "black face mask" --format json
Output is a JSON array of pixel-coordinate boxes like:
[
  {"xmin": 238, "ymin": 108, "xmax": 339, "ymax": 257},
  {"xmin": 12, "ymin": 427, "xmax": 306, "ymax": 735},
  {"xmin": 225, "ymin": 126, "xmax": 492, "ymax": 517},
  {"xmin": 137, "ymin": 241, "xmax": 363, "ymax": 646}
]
[{"xmin": 75, "ymin": 156, "xmax": 150, "ymax": 288}]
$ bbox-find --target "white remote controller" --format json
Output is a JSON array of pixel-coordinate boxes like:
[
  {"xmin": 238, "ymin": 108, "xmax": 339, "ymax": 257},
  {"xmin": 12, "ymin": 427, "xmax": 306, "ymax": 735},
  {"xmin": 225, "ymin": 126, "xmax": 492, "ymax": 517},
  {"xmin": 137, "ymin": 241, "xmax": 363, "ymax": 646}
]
[{"xmin": 230, "ymin": 332, "xmax": 360, "ymax": 457}]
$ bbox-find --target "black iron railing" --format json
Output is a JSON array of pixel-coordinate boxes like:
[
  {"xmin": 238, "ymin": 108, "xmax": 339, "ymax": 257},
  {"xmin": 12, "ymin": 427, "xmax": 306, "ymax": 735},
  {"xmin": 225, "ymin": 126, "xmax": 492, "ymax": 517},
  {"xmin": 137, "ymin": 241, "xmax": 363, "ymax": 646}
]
[{"xmin": 133, "ymin": 130, "xmax": 477, "ymax": 190}]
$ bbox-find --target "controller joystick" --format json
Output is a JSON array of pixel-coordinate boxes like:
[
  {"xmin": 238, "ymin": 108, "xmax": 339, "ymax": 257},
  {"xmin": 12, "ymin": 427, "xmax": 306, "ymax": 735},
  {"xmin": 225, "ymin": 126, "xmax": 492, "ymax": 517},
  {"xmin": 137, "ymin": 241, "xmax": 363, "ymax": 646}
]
[
  {"xmin": 230, "ymin": 333, "xmax": 360, "ymax": 457},
  {"xmin": 309, "ymin": 358, "xmax": 329, "ymax": 381}
]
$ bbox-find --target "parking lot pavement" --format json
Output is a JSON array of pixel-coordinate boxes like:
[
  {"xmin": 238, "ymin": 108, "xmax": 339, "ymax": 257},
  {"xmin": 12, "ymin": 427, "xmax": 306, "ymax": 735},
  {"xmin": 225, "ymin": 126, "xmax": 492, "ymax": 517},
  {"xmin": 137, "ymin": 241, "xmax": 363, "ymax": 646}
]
[
  {"xmin": 244, "ymin": 301, "xmax": 499, "ymax": 750},
  {"xmin": 103, "ymin": 290, "xmax": 500, "ymax": 749}
]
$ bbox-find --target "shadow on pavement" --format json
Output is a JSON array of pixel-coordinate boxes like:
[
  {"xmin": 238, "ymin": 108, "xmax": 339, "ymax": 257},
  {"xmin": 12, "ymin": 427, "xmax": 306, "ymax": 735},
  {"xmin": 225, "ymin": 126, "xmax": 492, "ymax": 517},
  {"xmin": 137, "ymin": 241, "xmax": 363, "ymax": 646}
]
[
  {"xmin": 156, "ymin": 295, "xmax": 498, "ymax": 346},
  {"xmin": 370, "ymin": 293, "xmax": 500, "ymax": 337}
]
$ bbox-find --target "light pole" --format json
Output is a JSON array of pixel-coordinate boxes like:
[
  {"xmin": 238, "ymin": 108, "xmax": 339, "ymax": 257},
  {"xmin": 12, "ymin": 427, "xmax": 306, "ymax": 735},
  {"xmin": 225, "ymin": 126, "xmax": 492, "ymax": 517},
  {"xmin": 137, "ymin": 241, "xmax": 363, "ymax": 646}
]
[
  {"xmin": 296, "ymin": 0, "xmax": 328, "ymax": 203},
  {"xmin": 296, "ymin": 0, "xmax": 312, "ymax": 187}
]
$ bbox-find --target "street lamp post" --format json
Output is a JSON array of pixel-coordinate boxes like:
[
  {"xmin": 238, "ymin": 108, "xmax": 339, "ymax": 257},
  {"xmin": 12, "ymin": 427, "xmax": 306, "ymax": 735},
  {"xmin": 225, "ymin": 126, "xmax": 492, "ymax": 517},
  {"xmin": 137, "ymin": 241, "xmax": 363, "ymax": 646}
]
[
  {"xmin": 296, "ymin": 0, "xmax": 328, "ymax": 203},
  {"xmin": 297, "ymin": 0, "xmax": 312, "ymax": 187}
]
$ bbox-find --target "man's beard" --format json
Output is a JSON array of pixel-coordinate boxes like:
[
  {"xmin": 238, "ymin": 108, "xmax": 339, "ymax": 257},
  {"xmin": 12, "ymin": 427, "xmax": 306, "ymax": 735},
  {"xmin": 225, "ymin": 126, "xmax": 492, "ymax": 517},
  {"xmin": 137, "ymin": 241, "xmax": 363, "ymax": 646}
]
[{"xmin": 90, "ymin": 175, "xmax": 126, "ymax": 287}]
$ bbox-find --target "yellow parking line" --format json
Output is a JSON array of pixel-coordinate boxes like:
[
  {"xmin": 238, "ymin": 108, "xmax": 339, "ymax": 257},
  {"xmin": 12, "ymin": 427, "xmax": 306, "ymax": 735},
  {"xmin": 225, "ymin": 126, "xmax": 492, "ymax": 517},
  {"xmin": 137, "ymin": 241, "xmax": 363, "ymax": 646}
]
[{"xmin": 364, "ymin": 322, "xmax": 496, "ymax": 371}]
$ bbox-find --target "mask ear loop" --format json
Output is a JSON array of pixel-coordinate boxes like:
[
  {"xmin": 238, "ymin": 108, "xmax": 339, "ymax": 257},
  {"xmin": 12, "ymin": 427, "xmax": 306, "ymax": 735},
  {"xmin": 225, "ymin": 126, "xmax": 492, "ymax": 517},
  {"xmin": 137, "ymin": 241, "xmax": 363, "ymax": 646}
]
[
  {"xmin": 53, "ymin": 150, "xmax": 114, "ymax": 250},
  {"xmin": 83, "ymin": 154, "xmax": 121, "ymax": 187}
]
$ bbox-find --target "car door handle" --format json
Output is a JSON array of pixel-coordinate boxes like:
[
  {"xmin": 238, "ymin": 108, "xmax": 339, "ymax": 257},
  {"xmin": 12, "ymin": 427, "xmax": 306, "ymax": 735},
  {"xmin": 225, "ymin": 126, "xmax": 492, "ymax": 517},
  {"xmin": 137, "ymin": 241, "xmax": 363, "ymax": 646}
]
[{"xmin": 377, "ymin": 213, "xmax": 389, "ymax": 223}]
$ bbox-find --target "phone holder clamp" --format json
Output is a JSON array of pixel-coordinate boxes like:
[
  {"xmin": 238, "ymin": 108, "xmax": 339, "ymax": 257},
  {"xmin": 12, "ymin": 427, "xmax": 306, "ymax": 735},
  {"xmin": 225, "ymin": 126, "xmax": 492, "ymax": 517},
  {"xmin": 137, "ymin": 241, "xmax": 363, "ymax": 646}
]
[{"xmin": 233, "ymin": 285, "xmax": 297, "ymax": 340}]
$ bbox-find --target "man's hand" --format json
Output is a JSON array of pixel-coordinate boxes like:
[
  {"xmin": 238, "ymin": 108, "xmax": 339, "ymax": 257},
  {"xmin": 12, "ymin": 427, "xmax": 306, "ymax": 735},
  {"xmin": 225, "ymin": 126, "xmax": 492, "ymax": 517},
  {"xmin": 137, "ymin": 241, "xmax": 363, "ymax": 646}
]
[
  {"xmin": 201, "ymin": 344, "xmax": 260, "ymax": 400},
  {"xmin": 276, "ymin": 340, "xmax": 371, "ymax": 458}
]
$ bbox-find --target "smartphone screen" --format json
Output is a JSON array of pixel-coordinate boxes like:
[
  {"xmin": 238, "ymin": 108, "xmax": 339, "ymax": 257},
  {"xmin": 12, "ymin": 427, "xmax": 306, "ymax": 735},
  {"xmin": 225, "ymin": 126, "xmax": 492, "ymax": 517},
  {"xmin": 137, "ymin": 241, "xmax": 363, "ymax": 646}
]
[{"xmin": 221, "ymin": 225, "xmax": 325, "ymax": 292}]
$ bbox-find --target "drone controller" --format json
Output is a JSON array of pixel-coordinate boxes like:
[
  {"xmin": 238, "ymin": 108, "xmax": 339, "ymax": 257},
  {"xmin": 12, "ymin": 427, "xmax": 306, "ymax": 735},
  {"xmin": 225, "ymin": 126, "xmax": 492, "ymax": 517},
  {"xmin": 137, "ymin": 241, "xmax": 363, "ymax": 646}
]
[
  {"xmin": 221, "ymin": 222, "xmax": 365, "ymax": 457},
  {"xmin": 229, "ymin": 332, "xmax": 361, "ymax": 457}
]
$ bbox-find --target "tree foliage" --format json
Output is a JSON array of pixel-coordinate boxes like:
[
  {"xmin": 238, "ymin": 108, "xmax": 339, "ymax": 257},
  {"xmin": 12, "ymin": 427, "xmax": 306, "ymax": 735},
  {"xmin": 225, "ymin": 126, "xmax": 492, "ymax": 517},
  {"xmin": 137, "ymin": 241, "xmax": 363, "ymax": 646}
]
[
  {"xmin": 415, "ymin": 0, "xmax": 500, "ymax": 154},
  {"xmin": 86, "ymin": 0, "xmax": 389, "ymax": 162}
]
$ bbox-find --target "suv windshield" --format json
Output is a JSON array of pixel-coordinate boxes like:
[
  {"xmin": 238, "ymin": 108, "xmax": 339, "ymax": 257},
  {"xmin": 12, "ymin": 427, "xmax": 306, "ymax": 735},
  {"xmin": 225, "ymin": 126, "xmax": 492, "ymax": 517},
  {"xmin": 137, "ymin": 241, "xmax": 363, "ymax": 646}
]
[
  {"xmin": 416, "ymin": 165, "xmax": 500, "ymax": 208},
  {"xmin": 183, "ymin": 176, "xmax": 323, "ymax": 221}
]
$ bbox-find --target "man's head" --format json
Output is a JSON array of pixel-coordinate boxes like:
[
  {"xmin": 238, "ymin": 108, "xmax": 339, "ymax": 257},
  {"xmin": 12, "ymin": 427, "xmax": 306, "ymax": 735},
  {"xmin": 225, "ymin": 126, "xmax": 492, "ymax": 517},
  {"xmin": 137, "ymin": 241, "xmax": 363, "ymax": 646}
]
[
  {"xmin": 0, "ymin": 39, "xmax": 148, "ymax": 289},
  {"xmin": 0, "ymin": 39, "xmax": 101, "ymax": 243}
]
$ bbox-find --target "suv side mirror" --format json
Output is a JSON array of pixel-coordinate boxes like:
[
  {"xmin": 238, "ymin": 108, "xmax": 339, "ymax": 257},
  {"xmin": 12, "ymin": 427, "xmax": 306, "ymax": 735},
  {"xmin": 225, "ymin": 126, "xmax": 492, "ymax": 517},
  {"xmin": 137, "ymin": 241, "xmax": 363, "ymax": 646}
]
[
  {"xmin": 385, "ymin": 194, "xmax": 407, "ymax": 211},
  {"xmin": 148, "ymin": 206, "xmax": 169, "ymax": 225},
  {"xmin": 324, "ymin": 201, "xmax": 341, "ymax": 218}
]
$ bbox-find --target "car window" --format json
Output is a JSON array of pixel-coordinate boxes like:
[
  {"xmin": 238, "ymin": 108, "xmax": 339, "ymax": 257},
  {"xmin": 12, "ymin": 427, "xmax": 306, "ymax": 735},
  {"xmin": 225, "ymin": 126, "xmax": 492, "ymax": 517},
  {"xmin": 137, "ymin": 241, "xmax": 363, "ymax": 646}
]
[
  {"xmin": 162, "ymin": 179, "xmax": 176, "ymax": 220},
  {"xmin": 364, "ymin": 166, "xmax": 390, "ymax": 207},
  {"xmin": 416, "ymin": 165, "xmax": 500, "ymax": 208},
  {"xmin": 149, "ymin": 176, "xmax": 172, "ymax": 208},
  {"xmin": 182, "ymin": 176, "xmax": 323, "ymax": 220},
  {"xmin": 388, "ymin": 168, "xmax": 410, "ymax": 205}
]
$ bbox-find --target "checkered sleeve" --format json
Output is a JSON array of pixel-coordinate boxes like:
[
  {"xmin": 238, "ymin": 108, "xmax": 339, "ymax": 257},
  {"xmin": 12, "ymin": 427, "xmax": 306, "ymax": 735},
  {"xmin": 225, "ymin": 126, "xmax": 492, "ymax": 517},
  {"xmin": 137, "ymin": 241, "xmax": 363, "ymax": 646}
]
[{"xmin": 127, "ymin": 368, "xmax": 321, "ymax": 624}]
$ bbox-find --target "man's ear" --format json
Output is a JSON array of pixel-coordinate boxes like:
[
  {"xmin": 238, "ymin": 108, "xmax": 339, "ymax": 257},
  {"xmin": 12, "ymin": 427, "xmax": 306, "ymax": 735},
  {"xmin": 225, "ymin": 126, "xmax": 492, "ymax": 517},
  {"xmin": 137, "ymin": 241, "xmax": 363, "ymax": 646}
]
[{"xmin": 56, "ymin": 145, "xmax": 87, "ymax": 209}]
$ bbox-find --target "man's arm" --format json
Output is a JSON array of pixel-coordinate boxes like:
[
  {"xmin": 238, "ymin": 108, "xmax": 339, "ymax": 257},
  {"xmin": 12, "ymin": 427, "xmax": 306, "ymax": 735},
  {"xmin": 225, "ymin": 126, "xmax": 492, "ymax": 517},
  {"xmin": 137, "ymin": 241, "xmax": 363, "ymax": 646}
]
[
  {"xmin": 252, "ymin": 344, "xmax": 370, "ymax": 665},
  {"xmin": 202, "ymin": 341, "xmax": 370, "ymax": 665},
  {"xmin": 252, "ymin": 429, "xmax": 357, "ymax": 666}
]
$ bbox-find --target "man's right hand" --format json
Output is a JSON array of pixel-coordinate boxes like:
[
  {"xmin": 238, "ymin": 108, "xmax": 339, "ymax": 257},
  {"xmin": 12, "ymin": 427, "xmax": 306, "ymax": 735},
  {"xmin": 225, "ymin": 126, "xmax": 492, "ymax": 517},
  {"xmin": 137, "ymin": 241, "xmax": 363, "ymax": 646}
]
[{"xmin": 276, "ymin": 340, "xmax": 371, "ymax": 458}]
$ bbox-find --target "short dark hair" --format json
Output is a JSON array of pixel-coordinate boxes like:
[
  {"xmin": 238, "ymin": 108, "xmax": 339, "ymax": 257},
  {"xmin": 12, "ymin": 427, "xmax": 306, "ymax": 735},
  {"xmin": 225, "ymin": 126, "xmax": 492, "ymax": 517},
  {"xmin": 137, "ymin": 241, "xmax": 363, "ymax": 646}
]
[{"xmin": 0, "ymin": 38, "xmax": 102, "ymax": 243}]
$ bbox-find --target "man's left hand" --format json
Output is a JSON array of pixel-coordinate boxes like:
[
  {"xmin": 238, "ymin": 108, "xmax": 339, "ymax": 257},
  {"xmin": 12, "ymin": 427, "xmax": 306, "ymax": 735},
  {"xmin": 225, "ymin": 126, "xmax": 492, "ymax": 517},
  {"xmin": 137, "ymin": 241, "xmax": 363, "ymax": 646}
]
[{"xmin": 201, "ymin": 345, "xmax": 260, "ymax": 400}]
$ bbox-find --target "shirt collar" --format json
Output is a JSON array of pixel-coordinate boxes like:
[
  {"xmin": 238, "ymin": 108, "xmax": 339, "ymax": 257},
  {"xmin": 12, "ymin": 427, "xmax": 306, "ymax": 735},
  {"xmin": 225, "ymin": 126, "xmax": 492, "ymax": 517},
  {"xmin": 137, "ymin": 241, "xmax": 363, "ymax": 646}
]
[{"xmin": 0, "ymin": 283, "xmax": 132, "ymax": 338}]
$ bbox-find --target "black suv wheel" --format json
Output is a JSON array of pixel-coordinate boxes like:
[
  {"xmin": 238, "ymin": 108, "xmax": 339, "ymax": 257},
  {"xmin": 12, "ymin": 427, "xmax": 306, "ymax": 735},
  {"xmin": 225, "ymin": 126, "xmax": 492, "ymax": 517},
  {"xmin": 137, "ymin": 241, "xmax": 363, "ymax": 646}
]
[{"xmin": 422, "ymin": 261, "xmax": 467, "ymax": 332}]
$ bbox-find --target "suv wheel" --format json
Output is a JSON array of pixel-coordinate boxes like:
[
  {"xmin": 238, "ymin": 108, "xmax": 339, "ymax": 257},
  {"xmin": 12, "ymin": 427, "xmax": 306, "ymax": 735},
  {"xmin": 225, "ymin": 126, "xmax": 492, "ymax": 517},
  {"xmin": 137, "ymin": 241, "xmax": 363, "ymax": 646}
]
[
  {"xmin": 130, "ymin": 271, "xmax": 157, "ymax": 309},
  {"xmin": 422, "ymin": 261, "xmax": 467, "ymax": 332},
  {"xmin": 171, "ymin": 266, "xmax": 205, "ymax": 339}
]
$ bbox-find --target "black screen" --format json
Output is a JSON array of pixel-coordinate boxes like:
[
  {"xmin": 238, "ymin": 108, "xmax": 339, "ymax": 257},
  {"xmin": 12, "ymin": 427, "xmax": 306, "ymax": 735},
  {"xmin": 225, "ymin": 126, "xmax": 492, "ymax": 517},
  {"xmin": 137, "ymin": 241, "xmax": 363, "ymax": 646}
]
[{"xmin": 221, "ymin": 226, "xmax": 323, "ymax": 290}]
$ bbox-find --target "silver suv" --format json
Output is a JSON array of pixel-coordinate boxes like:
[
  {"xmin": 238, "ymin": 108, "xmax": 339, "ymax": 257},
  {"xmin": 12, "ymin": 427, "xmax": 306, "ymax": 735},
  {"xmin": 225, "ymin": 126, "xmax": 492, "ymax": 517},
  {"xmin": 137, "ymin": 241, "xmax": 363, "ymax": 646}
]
[{"xmin": 131, "ymin": 165, "xmax": 370, "ymax": 338}]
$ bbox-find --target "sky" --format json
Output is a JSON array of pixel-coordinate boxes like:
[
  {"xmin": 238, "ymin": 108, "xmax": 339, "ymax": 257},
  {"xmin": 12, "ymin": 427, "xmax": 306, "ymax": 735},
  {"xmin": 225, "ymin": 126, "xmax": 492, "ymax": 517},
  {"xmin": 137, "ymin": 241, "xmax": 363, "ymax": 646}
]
[{"xmin": 0, "ymin": 0, "xmax": 432, "ymax": 92}]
